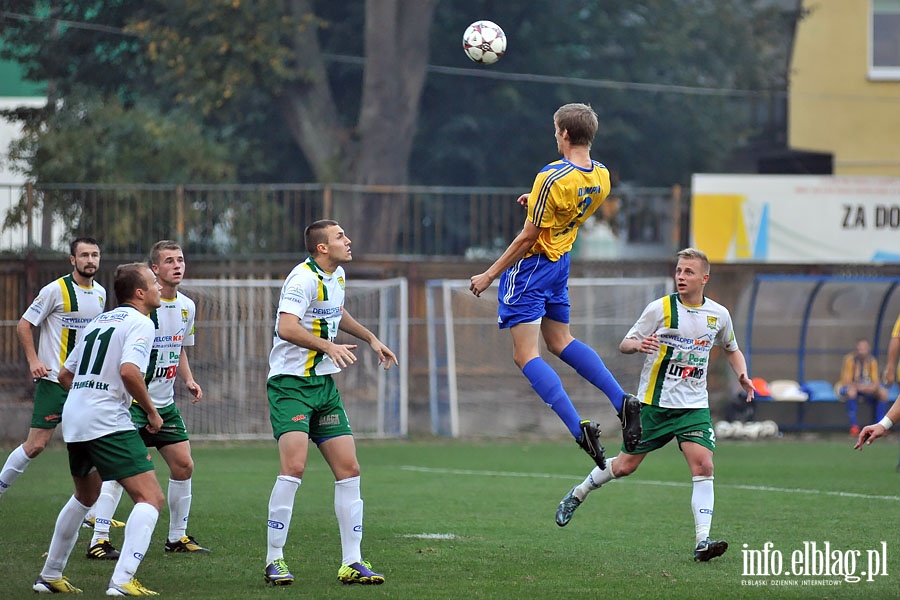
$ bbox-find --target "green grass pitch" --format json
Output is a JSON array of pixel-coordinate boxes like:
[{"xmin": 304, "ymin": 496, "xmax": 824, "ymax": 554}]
[{"xmin": 1, "ymin": 436, "xmax": 897, "ymax": 599}]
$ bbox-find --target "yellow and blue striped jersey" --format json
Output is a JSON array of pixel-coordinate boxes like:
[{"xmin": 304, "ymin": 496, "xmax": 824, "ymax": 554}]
[
  {"xmin": 525, "ymin": 159, "xmax": 611, "ymax": 261},
  {"xmin": 21, "ymin": 274, "xmax": 106, "ymax": 382},
  {"xmin": 626, "ymin": 293, "xmax": 739, "ymax": 409},
  {"xmin": 268, "ymin": 257, "xmax": 346, "ymax": 378}
]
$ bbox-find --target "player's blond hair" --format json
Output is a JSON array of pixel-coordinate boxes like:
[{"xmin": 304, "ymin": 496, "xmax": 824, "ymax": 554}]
[
  {"xmin": 554, "ymin": 103, "xmax": 598, "ymax": 147},
  {"xmin": 676, "ymin": 247, "xmax": 710, "ymax": 274}
]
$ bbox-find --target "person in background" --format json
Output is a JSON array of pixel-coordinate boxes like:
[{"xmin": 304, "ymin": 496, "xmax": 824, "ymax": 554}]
[
  {"xmin": 0, "ymin": 238, "xmax": 105, "ymax": 499},
  {"xmin": 32, "ymin": 263, "xmax": 164, "ymax": 595},
  {"xmin": 839, "ymin": 338, "xmax": 889, "ymax": 437},
  {"xmin": 86, "ymin": 240, "xmax": 208, "ymax": 561}
]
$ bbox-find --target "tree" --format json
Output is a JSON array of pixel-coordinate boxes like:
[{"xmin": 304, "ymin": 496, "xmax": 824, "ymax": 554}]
[
  {"xmin": 0, "ymin": 0, "xmax": 798, "ymax": 252},
  {"xmin": 1, "ymin": 0, "xmax": 439, "ymax": 252}
]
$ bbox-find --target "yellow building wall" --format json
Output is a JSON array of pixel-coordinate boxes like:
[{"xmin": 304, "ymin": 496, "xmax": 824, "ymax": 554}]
[{"xmin": 790, "ymin": 1, "xmax": 900, "ymax": 176}]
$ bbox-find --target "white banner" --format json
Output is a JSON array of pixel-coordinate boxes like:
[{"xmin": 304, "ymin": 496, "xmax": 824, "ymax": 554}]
[{"xmin": 690, "ymin": 174, "xmax": 900, "ymax": 263}]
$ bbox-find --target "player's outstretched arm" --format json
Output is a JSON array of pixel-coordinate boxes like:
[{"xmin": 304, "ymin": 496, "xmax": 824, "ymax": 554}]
[
  {"xmin": 469, "ymin": 220, "xmax": 540, "ymax": 297},
  {"xmin": 278, "ymin": 312, "xmax": 358, "ymax": 369},
  {"xmin": 855, "ymin": 392, "xmax": 900, "ymax": 450},
  {"xmin": 339, "ymin": 309, "xmax": 398, "ymax": 370}
]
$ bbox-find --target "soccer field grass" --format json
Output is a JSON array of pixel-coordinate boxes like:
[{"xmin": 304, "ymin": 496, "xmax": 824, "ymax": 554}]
[{"xmin": 1, "ymin": 436, "xmax": 898, "ymax": 599}]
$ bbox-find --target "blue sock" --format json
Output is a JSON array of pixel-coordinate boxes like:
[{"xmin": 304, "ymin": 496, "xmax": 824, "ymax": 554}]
[
  {"xmin": 846, "ymin": 398, "xmax": 858, "ymax": 427},
  {"xmin": 522, "ymin": 357, "xmax": 582, "ymax": 439},
  {"xmin": 559, "ymin": 339, "xmax": 625, "ymax": 413}
]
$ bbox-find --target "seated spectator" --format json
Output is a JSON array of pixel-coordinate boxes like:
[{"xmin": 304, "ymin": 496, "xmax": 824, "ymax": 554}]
[{"xmin": 839, "ymin": 338, "xmax": 889, "ymax": 436}]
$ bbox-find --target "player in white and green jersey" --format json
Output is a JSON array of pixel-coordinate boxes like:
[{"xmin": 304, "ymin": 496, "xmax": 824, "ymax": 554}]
[
  {"xmin": 33, "ymin": 262, "xmax": 165, "ymax": 596},
  {"xmin": 0, "ymin": 238, "xmax": 105, "ymax": 499},
  {"xmin": 264, "ymin": 220, "xmax": 398, "ymax": 587},
  {"xmin": 88, "ymin": 240, "xmax": 209, "ymax": 560},
  {"xmin": 555, "ymin": 248, "xmax": 757, "ymax": 563}
]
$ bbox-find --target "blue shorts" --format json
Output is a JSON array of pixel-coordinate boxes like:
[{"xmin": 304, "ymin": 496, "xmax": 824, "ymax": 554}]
[{"xmin": 497, "ymin": 253, "xmax": 570, "ymax": 329}]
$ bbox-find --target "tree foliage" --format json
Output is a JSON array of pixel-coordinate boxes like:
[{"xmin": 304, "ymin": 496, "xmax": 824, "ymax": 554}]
[
  {"xmin": 0, "ymin": 0, "xmax": 798, "ymax": 251},
  {"xmin": 418, "ymin": 0, "xmax": 797, "ymax": 187}
]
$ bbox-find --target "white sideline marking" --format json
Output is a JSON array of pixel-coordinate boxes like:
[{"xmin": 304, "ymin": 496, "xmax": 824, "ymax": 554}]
[
  {"xmin": 400, "ymin": 466, "xmax": 900, "ymax": 502},
  {"xmin": 401, "ymin": 533, "xmax": 457, "ymax": 540}
]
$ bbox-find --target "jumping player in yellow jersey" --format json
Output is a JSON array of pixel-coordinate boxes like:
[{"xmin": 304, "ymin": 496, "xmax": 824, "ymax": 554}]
[
  {"xmin": 469, "ymin": 103, "xmax": 642, "ymax": 469},
  {"xmin": 555, "ymin": 248, "xmax": 756, "ymax": 563},
  {"xmin": 0, "ymin": 238, "xmax": 106, "ymax": 499}
]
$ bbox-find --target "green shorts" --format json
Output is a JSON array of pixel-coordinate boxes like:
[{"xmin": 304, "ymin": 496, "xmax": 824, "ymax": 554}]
[
  {"xmin": 267, "ymin": 374, "xmax": 353, "ymax": 443},
  {"xmin": 623, "ymin": 405, "xmax": 716, "ymax": 454},
  {"xmin": 67, "ymin": 429, "xmax": 155, "ymax": 481},
  {"xmin": 30, "ymin": 379, "xmax": 67, "ymax": 429},
  {"xmin": 131, "ymin": 402, "xmax": 189, "ymax": 447}
]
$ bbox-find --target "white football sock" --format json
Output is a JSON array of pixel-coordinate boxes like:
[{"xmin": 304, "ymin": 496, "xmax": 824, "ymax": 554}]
[
  {"xmin": 266, "ymin": 475, "xmax": 301, "ymax": 564},
  {"xmin": 334, "ymin": 476, "xmax": 363, "ymax": 566},
  {"xmin": 0, "ymin": 444, "xmax": 32, "ymax": 496},
  {"xmin": 91, "ymin": 480, "xmax": 124, "ymax": 546},
  {"xmin": 111, "ymin": 502, "xmax": 159, "ymax": 586},
  {"xmin": 167, "ymin": 478, "xmax": 192, "ymax": 542},
  {"xmin": 574, "ymin": 457, "xmax": 617, "ymax": 500},
  {"xmin": 691, "ymin": 475, "xmax": 714, "ymax": 544},
  {"xmin": 41, "ymin": 495, "xmax": 92, "ymax": 581}
]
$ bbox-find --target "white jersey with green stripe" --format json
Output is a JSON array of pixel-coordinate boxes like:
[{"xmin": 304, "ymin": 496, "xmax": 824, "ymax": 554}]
[
  {"xmin": 626, "ymin": 293, "xmax": 739, "ymax": 409},
  {"xmin": 268, "ymin": 257, "xmax": 345, "ymax": 378},
  {"xmin": 144, "ymin": 292, "xmax": 196, "ymax": 409},
  {"xmin": 21, "ymin": 274, "xmax": 107, "ymax": 383}
]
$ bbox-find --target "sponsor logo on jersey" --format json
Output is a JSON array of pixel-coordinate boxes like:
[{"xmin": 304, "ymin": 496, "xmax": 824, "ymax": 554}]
[
  {"xmin": 62, "ymin": 316, "xmax": 93, "ymax": 327},
  {"xmin": 291, "ymin": 414, "xmax": 307, "ymax": 422},
  {"xmin": 98, "ymin": 312, "xmax": 128, "ymax": 323},
  {"xmin": 153, "ymin": 365, "xmax": 178, "ymax": 380},
  {"xmin": 667, "ymin": 364, "xmax": 705, "ymax": 380},
  {"xmin": 154, "ymin": 333, "xmax": 184, "ymax": 343}
]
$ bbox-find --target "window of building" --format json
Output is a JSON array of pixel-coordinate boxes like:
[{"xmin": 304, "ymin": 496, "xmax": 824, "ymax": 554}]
[{"xmin": 871, "ymin": 0, "xmax": 900, "ymax": 79}]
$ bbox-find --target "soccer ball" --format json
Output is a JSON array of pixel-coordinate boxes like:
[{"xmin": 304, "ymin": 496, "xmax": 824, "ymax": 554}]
[{"xmin": 462, "ymin": 20, "xmax": 506, "ymax": 65}]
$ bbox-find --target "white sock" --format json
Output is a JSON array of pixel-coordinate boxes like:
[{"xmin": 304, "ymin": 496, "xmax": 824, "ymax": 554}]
[
  {"xmin": 334, "ymin": 476, "xmax": 363, "ymax": 566},
  {"xmin": 41, "ymin": 495, "xmax": 91, "ymax": 580},
  {"xmin": 0, "ymin": 444, "xmax": 32, "ymax": 496},
  {"xmin": 167, "ymin": 478, "xmax": 192, "ymax": 542},
  {"xmin": 266, "ymin": 475, "xmax": 301, "ymax": 564},
  {"xmin": 691, "ymin": 475, "xmax": 714, "ymax": 544},
  {"xmin": 573, "ymin": 457, "xmax": 617, "ymax": 500},
  {"xmin": 91, "ymin": 480, "xmax": 124, "ymax": 546},
  {"xmin": 111, "ymin": 502, "xmax": 159, "ymax": 586}
]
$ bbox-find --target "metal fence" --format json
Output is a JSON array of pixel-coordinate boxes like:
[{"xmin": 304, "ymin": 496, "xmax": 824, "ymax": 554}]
[{"xmin": 0, "ymin": 182, "xmax": 685, "ymax": 259}]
